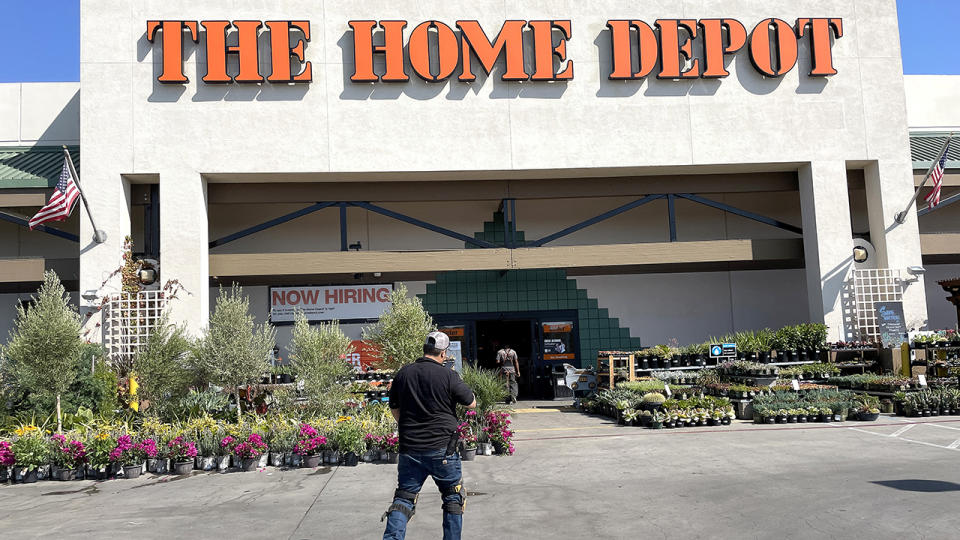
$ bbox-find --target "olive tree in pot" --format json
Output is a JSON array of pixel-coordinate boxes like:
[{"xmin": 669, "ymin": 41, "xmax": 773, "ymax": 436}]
[
  {"xmin": 2, "ymin": 271, "xmax": 83, "ymax": 433},
  {"xmin": 362, "ymin": 284, "xmax": 435, "ymax": 372},
  {"xmin": 289, "ymin": 311, "xmax": 354, "ymax": 417},
  {"xmin": 194, "ymin": 285, "xmax": 276, "ymax": 423}
]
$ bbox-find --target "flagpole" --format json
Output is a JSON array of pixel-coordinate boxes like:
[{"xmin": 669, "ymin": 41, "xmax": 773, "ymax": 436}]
[
  {"xmin": 62, "ymin": 146, "xmax": 107, "ymax": 244},
  {"xmin": 894, "ymin": 133, "xmax": 954, "ymax": 224}
]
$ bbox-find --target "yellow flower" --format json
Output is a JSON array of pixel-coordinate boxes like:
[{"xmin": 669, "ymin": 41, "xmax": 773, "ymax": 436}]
[
  {"xmin": 14, "ymin": 428, "xmax": 23, "ymax": 436},
  {"xmin": 96, "ymin": 432, "xmax": 110, "ymax": 441},
  {"xmin": 336, "ymin": 416, "xmax": 353, "ymax": 424}
]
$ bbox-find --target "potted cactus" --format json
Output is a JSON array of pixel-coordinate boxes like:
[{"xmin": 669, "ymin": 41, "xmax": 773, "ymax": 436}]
[{"xmin": 640, "ymin": 392, "xmax": 666, "ymax": 412}]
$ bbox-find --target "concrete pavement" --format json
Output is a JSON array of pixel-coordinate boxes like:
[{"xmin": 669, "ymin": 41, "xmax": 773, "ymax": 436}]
[{"xmin": 2, "ymin": 403, "xmax": 959, "ymax": 539}]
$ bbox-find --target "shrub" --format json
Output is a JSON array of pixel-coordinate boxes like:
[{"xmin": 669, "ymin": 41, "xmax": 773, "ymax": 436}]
[
  {"xmin": 133, "ymin": 314, "xmax": 193, "ymax": 418},
  {"xmin": 289, "ymin": 311, "xmax": 354, "ymax": 416},
  {"xmin": 195, "ymin": 285, "xmax": 276, "ymax": 422},
  {"xmin": 461, "ymin": 366, "xmax": 507, "ymax": 415},
  {"xmin": 2, "ymin": 271, "xmax": 84, "ymax": 432},
  {"xmin": 362, "ymin": 284, "xmax": 435, "ymax": 370}
]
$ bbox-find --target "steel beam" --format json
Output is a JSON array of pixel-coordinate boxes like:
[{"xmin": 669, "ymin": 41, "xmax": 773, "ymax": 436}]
[
  {"xmin": 529, "ymin": 194, "xmax": 666, "ymax": 247},
  {"xmin": 918, "ymin": 192, "xmax": 960, "ymax": 217},
  {"xmin": 209, "ymin": 201, "xmax": 337, "ymax": 248},
  {"xmin": 348, "ymin": 201, "xmax": 497, "ymax": 249},
  {"xmin": 339, "ymin": 203, "xmax": 348, "ymax": 251},
  {"xmin": 0, "ymin": 210, "xmax": 79, "ymax": 243},
  {"xmin": 676, "ymin": 193, "xmax": 803, "ymax": 235},
  {"xmin": 667, "ymin": 194, "xmax": 677, "ymax": 242}
]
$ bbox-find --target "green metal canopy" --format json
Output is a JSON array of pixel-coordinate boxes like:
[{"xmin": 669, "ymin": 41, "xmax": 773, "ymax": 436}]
[
  {"xmin": 0, "ymin": 146, "xmax": 79, "ymax": 189},
  {"xmin": 910, "ymin": 132, "xmax": 959, "ymax": 170}
]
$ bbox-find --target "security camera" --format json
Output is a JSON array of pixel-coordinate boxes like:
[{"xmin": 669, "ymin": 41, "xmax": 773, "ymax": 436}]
[
  {"xmin": 907, "ymin": 266, "xmax": 927, "ymax": 275},
  {"xmin": 81, "ymin": 290, "xmax": 99, "ymax": 301}
]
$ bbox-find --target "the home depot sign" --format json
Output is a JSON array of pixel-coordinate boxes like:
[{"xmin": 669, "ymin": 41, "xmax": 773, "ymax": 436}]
[{"xmin": 146, "ymin": 17, "xmax": 842, "ymax": 85}]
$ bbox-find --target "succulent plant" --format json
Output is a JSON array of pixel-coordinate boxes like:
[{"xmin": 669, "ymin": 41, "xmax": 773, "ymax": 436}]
[{"xmin": 641, "ymin": 392, "xmax": 667, "ymax": 404}]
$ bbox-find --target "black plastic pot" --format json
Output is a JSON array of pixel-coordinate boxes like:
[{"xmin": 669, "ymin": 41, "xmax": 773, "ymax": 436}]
[
  {"xmin": 343, "ymin": 452, "xmax": 359, "ymax": 466},
  {"xmin": 859, "ymin": 412, "xmax": 880, "ymax": 422}
]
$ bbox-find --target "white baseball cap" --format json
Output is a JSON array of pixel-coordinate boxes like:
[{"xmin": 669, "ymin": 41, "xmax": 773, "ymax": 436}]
[{"xmin": 425, "ymin": 331, "xmax": 450, "ymax": 350}]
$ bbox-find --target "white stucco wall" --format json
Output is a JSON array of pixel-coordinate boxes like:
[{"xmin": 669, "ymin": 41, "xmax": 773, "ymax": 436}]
[
  {"xmin": 0, "ymin": 83, "xmax": 80, "ymax": 146},
  {"xmin": 904, "ymin": 76, "xmax": 960, "ymax": 131}
]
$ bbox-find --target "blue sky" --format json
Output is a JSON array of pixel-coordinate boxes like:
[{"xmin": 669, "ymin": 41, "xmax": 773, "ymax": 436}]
[{"xmin": 0, "ymin": 0, "xmax": 956, "ymax": 82}]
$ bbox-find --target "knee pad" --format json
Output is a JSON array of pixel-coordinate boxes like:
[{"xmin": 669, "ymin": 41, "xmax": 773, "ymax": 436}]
[
  {"xmin": 440, "ymin": 481, "xmax": 466, "ymax": 515},
  {"xmin": 381, "ymin": 489, "xmax": 418, "ymax": 522}
]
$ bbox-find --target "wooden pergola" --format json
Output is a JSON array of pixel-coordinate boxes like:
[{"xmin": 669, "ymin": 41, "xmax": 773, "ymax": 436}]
[{"xmin": 939, "ymin": 278, "xmax": 960, "ymax": 327}]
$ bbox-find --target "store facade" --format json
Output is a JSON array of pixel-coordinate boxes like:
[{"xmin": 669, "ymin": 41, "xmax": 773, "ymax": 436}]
[{"xmin": 3, "ymin": 1, "xmax": 960, "ymax": 388}]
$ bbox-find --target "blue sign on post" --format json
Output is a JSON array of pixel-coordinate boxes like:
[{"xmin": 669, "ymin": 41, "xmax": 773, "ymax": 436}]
[{"xmin": 710, "ymin": 343, "xmax": 737, "ymax": 359}]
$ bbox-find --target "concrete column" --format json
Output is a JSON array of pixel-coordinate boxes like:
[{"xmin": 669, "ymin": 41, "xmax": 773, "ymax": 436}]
[
  {"xmin": 78, "ymin": 174, "xmax": 130, "ymax": 312},
  {"xmin": 160, "ymin": 170, "xmax": 210, "ymax": 335},
  {"xmin": 864, "ymin": 160, "xmax": 929, "ymax": 330},
  {"xmin": 798, "ymin": 161, "xmax": 854, "ymax": 341}
]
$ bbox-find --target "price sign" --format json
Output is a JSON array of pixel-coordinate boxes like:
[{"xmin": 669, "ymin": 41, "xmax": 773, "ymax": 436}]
[
  {"xmin": 791, "ymin": 379, "xmax": 801, "ymax": 391},
  {"xmin": 664, "ymin": 383, "xmax": 672, "ymax": 397},
  {"xmin": 918, "ymin": 374, "xmax": 927, "ymax": 387}
]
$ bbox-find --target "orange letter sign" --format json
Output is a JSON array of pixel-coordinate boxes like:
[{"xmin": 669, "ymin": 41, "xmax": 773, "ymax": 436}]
[
  {"xmin": 457, "ymin": 20, "xmax": 528, "ymax": 81},
  {"xmin": 606, "ymin": 20, "xmax": 658, "ymax": 80},
  {"xmin": 749, "ymin": 18, "xmax": 798, "ymax": 77},
  {"xmin": 699, "ymin": 19, "xmax": 747, "ymax": 78},
  {"xmin": 349, "ymin": 20, "xmax": 408, "ymax": 82},
  {"xmin": 202, "ymin": 20, "xmax": 264, "ymax": 83},
  {"xmin": 796, "ymin": 18, "xmax": 843, "ymax": 76},
  {"xmin": 265, "ymin": 21, "xmax": 313, "ymax": 82},
  {"xmin": 146, "ymin": 21, "xmax": 199, "ymax": 84},
  {"xmin": 529, "ymin": 20, "xmax": 573, "ymax": 80},
  {"xmin": 408, "ymin": 21, "xmax": 460, "ymax": 82}
]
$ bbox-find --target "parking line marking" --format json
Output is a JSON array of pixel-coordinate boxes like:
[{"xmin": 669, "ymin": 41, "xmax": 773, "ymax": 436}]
[
  {"xmin": 948, "ymin": 440, "xmax": 960, "ymax": 449},
  {"xmin": 846, "ymin": 426, "xmax": 960, "ymax": 452},
  {"xmin": 890, "ymin": 424, "xmax": 915, "ymax": 438},
  {"xmin": 514, "ymin": 426, "xmax": 615, "ymax": 433},
  {"xmin": 893, "ymin": 418, "xmax": 960, "ymax": 432}
]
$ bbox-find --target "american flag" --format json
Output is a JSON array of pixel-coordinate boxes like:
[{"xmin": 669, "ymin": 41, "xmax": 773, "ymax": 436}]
[
  {"xmin": 923, "ymin": 140, "xmax": 950, "ymax": 209},
  {"xmin": 29, "ymin": 157, "xmax": 80, "ymax": 229}
]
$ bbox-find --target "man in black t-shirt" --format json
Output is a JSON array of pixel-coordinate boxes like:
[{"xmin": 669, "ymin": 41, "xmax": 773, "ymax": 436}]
[{"xmin": 382, "ymin": 331, "xmax": 476, "ymax": 540}]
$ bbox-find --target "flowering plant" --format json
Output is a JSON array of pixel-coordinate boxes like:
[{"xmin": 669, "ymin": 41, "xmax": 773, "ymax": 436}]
[
  {"xmin": 11, "ymin": 432, "xmax": 49, "ymax": 470},
  {"xmin": 456, "ymin": 422, "xmax": 478, "ymax": 448},
  {"xmin": 382, "ymin": 434, "xmax": 399, "ymax": 453},
  {"xmin": 109, "ymin": 435, "xmax": 134, "ymax": 463},
  {"xmin": 219, "ymin": 436, "xmax": 236, "ymax": 455},
  {"xmin": 293, "ymin": 424, "xmax": 327, "ymax": 456},
  {"xmin": 233, "ymin": 433, "xmax": 268, "ymax": 459},
  {"xmin": 0, "ymin": 440, "xmax": 16, "ymax": 468},
  {"xmin": 51, "ymin": 434, "xmax": 88, "ymax": 469},
  {"xmin": 167, "ymin": 436, "xmax": 198, "ymax": 463},
  {"xmin": 483, "ymin": 411, "xmax": 515, "ymax": 455},
  {"xmin": 138, "ymin": 439, "xmax": 159, "ymax": 460},
  {"xmin": 364, "ymin": 433, "xmax": 384, "ymax": 451},
  {"xmin": 86, "ymin": 432, "xmax": 116, "ymax": 469}
]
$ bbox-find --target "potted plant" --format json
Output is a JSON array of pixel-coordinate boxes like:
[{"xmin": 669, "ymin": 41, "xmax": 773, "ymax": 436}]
[
  {"xmin": 110, "ymin": 435, "xmax": 150, "ymax": 480},
  {"xmin": 233, "ymin": 433, "xmax": 268, "ymax": 472},
  {"xmin": 167, "ymin": 436, "xmax": 199, "ymax": 475},
  {"xmin": 457, "ymin": 421, "xmax": 478, "ymax": 461},
  {"xmin": 383, "ymin": 434, "xmax": 400, "ymax": 463},
  {"xmin": 622, "ymin": 408, "xmax": 640, "ymax": 427},
  {"xmin": 484, "ymin": 411, "xmax": 515, "ymax": 455},
  {"xmin": 217, "ymin": 436, "xmax": 235, "ymax": 471},
  {"xmin": 293, "ymin": 424, "xmax": 326, "ymax": 468},
  {"xmin": 11, "ymin": 431, "xmax": 47, "ymax": 483},
  {"xmin": 269, "ymin": 422, "xmax": 296, "ymax": 467},
  {"xmin": 820, "ymin": 407, "xmax": 833, "ymax": 422},
  {"xmin": 195, "ymin": 424, "xmax": 220, "ymax": 471},
  {"xmin": 50, "ymin": 434, "xmax": 87, "ymax": 481},
  {"xmin": 86, "ymin": 431, "xmax": 116, "ymax": 480},
  {"xmin": 649, "ymin": 410, "xmax": 665, "ymax": 429}
]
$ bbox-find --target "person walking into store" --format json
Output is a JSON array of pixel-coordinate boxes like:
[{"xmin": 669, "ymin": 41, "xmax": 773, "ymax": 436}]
[
  {"xmin": 382, "ymin": 331, "xmax": 477, "ymax": 540},
  {"xmin": 496, "ymin": 344, "xmax": 520, "ymax": 404}
]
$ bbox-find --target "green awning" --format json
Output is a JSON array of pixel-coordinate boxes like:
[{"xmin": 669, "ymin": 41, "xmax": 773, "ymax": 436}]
[
  {"xmin": 0, "ymin": 146, "xmax": 80, "ymax": 189},
  {"xmin": 911, "ymin": 132, "xmax": 959, "ymax": 170}
]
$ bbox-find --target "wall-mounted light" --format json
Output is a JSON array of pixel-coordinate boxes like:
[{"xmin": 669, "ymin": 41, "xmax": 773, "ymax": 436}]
[
  {"xmin": 138, "ymin": 268, "xmax": 157, "ymax": 285},
  {"xmin": 852, "ymin": 246, "xmax": 869, "ymax": 264}
]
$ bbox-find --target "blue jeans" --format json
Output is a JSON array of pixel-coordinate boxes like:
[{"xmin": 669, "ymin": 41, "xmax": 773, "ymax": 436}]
[{"xmin": 383, "ymin": 449, "xmax": 463, "ymax": 540}]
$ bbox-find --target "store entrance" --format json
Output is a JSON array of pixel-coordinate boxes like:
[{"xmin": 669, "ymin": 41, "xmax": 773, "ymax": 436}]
[{"xmin": 475, "ymin": 319, "xmax": 534, "ymax": 399}]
